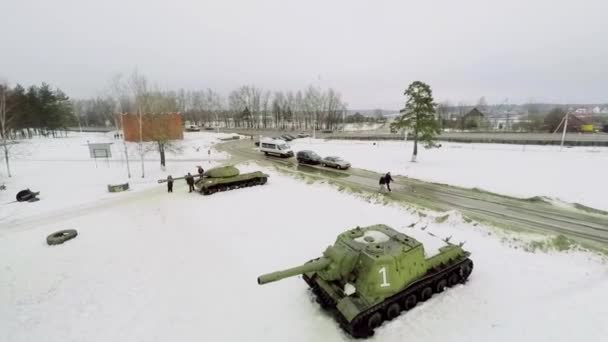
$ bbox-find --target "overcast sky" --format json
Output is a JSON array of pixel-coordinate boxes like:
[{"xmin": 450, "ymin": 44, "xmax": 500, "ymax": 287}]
[{"xmin": 1, "ymin": 0, "xmax": 607, "ymax": 109}]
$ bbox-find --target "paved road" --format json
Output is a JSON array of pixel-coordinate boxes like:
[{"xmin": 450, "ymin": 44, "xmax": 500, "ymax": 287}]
[
  {"xmin": 219, "ymin": 139, "xmax": 608, "ymax": 250},
  {"xmin": 221, "ymin": 128, "xmax": 608, "ymax": 146}
]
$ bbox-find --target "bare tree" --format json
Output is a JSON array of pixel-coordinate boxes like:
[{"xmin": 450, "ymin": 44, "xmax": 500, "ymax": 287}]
[
  {"xmin": 0, "ymin": 81, "xmax": 14, "ymax": 177},
  {"xmin": 477, "ymin": 96, "xmax": 488, "ymax": 113},
  {"xmin": 108, "ymin": 73, "xmax": 133, "ymax": 178},
  {"xmin": 128, "ymin": 70, "xmax": 152, "ymax": 178},
  {"xmin": 436, "ymin": 100, "xmax": 451, "ymax": 130}
]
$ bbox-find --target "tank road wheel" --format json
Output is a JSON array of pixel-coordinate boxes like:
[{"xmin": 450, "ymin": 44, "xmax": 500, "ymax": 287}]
[
  {"xmin": 460, "ymin": 263, "xmax": 473, "ymax": 283},
  {"xmin": 435, "ymin": 279, "xmax": 447, "ymax": 293},
  {"xmin": 260, "ymin": 177, "xmax": 267, "ymax": 185},
  {"xmin": 448, "ymin": 273, "xmax": 460, "ymax": 287},
  {"xmin": 386, "ymin": 303, "xmax": 401, "ymax": 320},
  {"xmin": 367, "ymin": 312, "xmax": 383, "ymax": 331},
  {"xmin": 404, "ymin": 294, "xmax": 418, "ymax": 310},
  {"xmin": 420, "ymin": 287, "xmax": 433, "ymax": 301},
  {"xmin": 336, "ymin": 165, "xmax": 341, "ymax": 170}
]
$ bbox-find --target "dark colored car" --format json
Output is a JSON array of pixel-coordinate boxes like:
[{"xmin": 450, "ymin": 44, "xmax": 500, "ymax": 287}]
[
  {"xmin": 283, "ymin": 134, "xmax": 297, "ymax": 140},
  {"xmin": 297, "ymin": 133, "xmax": 311, "ymax": 138},
  {"xmin": 280, "ymin": 134, "xmax": 294, "ymax": 141},
  {"xmin": 296, "ymin": 150, "xmax": 322, "ymax": 165}
]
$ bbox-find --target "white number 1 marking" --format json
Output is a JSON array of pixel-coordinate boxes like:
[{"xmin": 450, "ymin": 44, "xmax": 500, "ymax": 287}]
[{"xmin": 379, "ymin": 266, "xmax": 391, "ymax": 288}]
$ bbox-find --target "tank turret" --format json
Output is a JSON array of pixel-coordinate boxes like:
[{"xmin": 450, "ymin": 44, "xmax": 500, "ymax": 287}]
[{"xmin": 257, "ymin": 224, "xmax": 473, "ymax": 338}]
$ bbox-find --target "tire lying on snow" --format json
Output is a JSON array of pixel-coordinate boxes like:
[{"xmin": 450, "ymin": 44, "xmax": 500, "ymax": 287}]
[{"xmin": 46, "ymin": 229, "xmax": 78, "ymax": 246}]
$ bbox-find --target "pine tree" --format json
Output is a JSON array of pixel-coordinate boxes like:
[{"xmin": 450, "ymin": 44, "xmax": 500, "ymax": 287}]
[{"xmin": 390, "ymin": 81, "xmax": 440, "ymax": 162}]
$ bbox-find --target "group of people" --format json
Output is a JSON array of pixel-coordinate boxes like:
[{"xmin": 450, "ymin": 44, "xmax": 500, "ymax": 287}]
[
  {"xmin": 113, "ymin": 133, "xmax": 123, "ymax": 140},
  {"xmin": 166, "ymin": 166, "xmax": 205, "ymax": 193}
]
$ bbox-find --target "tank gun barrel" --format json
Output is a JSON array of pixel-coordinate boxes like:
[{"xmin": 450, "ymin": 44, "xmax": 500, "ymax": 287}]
[
  {"xmin": 257, "ymin": 257, "xmax": 331, "ymax": 285},
  {"xmin": 157, "ymin": 174, "xmax": 203, "ymax": 183}
]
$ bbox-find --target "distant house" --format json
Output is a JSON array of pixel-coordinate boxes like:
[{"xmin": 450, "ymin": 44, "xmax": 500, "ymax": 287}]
[
  {"xmin": 462, "ymin": 107, "xmax": 486, "ymax": 129},
  {"xmin": 562, "ymin": 114, "xmax": 594, "ymax": 133}
]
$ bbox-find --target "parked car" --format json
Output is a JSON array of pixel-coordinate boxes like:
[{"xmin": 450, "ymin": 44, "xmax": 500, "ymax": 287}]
[
  {"xmin": 297, "ymin": 133, "xmax": 311, "ymax": 138},
  {"xmin": 185, "ymin": 125, "xmax": 201, "ymax": 132},
  {"xmin": 283, "ymin": 134, "xmax": 297, "ymax": 140},
  {"xmin": 296, "ymin": 150, "xmax": 322, "ymax": 165},
  {"xmin": 321, "ymin": 156, "xmax": 351, "ymax": 170},
  {"xmin": 259, "ymin": 137, "xmax": 294, "ymax": 158},
  {"xmin": 280, "ymin": 134, "xmax": 294, "ymax": 141}
]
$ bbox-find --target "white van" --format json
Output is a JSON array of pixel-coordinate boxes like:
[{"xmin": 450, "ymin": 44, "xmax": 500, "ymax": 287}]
[{"xmin": 259, "ymin": 137, "xmax": 294, "ymax": 158}]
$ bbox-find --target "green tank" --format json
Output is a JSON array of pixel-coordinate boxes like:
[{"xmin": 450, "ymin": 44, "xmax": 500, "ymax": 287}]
[
  {"xmin": 195, "ymin": 165, "xmax": 269, "ymax": 195},
  {"xmin": 257, "ymin": 224, "xmax": 473, "ymax": 338}
]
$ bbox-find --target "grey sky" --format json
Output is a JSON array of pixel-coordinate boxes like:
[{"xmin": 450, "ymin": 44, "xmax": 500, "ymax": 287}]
[{"xmin": 2, "ymin": 0, "xmax": 607, "ymax": 109}]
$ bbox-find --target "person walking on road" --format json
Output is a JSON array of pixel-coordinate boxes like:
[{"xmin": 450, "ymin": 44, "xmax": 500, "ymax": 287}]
[
  {"xmin": 186, "ymin": 173, "xmax": 195, "ymax": 193},
  {"xmin": 167, "ymin": 175, "xmax": 174, "ymax": 193},
  {"xmin": 384, "ymin": 172, "xmax": 394, "ymax": 192},
  {"xmin": 379, "ymin": 175, "xmax": 387, "ymax": 193}
]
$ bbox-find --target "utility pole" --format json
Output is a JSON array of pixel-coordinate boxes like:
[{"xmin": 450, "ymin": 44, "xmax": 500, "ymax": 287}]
[
  {"xmin": 139, "ymin": 106, "xmax": 145, "ymax": 178},
  {"xmin": 120, "ymin": 113, "xmax": 131, "ymax": 178},
  {"xmin": 560, "ymin": 112, "xmax": 569, "ymax": 151}
]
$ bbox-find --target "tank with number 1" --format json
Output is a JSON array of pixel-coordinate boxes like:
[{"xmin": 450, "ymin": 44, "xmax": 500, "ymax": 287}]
[{"xmin": 257, "ymin": 224, "xmax": 473, "ymax": 338}]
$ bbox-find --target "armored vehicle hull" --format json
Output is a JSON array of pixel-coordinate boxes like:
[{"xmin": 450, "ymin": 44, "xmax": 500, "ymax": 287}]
[
  {"xmin": 258, "ymin": 224, "xmax": 473, "ymax": 338},
  {"xmin": 195, "ymin": 170, "xmax": 268, "ymax": 195},
  {"xmin": 194, "ymin": 166, "xmax": 268, "ymax": 195},
  {"xmin": 303, "ymin": 256, "xmax": 473, "ymax": 338}
]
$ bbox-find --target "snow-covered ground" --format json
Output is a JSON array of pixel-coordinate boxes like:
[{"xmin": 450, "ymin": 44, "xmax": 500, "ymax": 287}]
[
  {"xmin": 342, "ymin": 123, "xmax": 384, "ymax": 131},
  {"xmin": 1, "ymin": 133, "xmax": 607, "ymax": 342},
  {"xmin": 0, "ymin": 132, "xmax": 235, "ymax": 223},
  {"xmin": 290, "ymin": 139, "xmax": 608, "ymax": 210}
]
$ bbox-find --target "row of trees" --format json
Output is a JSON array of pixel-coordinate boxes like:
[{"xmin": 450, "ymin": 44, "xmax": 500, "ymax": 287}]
[
  {"xmin": 1, "ymin": 82, "xmax": 75, "ymax": 177},
  {"xmin": 74, "ymin": 73, "xmax": 349, "ymax": 132},
  {"xmin": 0, "ymin": 83, "xmax": 75, "ymax": 139}
]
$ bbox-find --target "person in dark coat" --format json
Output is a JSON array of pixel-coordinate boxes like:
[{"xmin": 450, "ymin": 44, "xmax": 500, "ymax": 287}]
[
  {"xmin": 186, "ymin": 173, "xmax": 195, "ymax": 193},
  {"xmin": 384, "ymin": 172, "xmax": 394, "ymax": 192},
  {"xmin": 379, "ymin": 175, "xmax": 387, "ymax": 193},
  {"xmin": 197, "ymin": 166, "xmax": 204, "ymax": 178},
  {"xmin": 167, "ymin": 175, "xmax": 174, "ymax": 193}
]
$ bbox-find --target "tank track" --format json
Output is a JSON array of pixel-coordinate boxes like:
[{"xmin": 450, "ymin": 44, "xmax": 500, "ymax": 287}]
[
  {"xmin": 303, "ymin": 257, "xmax": 473, "ymax": 338},
  {"xmin": 199, "ymin": 176, "xmax": 268, "ymax": 195}
]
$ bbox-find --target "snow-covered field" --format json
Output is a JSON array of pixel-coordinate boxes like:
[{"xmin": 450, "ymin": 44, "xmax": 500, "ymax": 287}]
[
  {"xmin": 0, "ymin": 132, "xmax": 235, "ymax": 223},
  {"xmin": 342, "ymin": 123, "xmax": 384, "ymax": 132},
  {"xmin": 1, "ymin": 132, "xmax": 607, "ymax": 342},
  {"xmin": 291, "ymin": 138, "xmax": 608, "ymax": 210}
]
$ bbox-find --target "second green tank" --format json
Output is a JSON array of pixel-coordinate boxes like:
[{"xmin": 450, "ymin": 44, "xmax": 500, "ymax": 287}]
[
  {"xmin": 195, "ymin": 165, "xmax": 268, "ymax": 195},
  {"xmin": 257, "ymin": 224, "xmax": 473, "ymax": 338}
]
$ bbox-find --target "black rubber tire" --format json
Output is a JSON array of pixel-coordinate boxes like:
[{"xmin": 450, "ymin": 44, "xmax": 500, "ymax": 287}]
[
  {"xmin": 435, "ymin": 279, "xmax": 447, "ymax": 293},
  {"xmin": 16, "ymin": 189, "xmax": 34, "ymax": 202},
  {"xmin": 386, "ymin": 303, "xmax": 400, "ymax": 320},
  {"xmin": 46, "ymin": 229, "xmax": 78, "ymax": 246},
  {"xmin": 420, "ymin": 287, "xmax": 433, "ymax": 301},
  {"xmin": 367, "ymin": 312, "xmax": 382, "ymax": 330},
  {"xmin": 264, "ymin": 152, "xmax": 268, "ymax": 156},
  {"xmin": 404, "ymin": 294, "xmax": 418, "ymax": 310}
]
